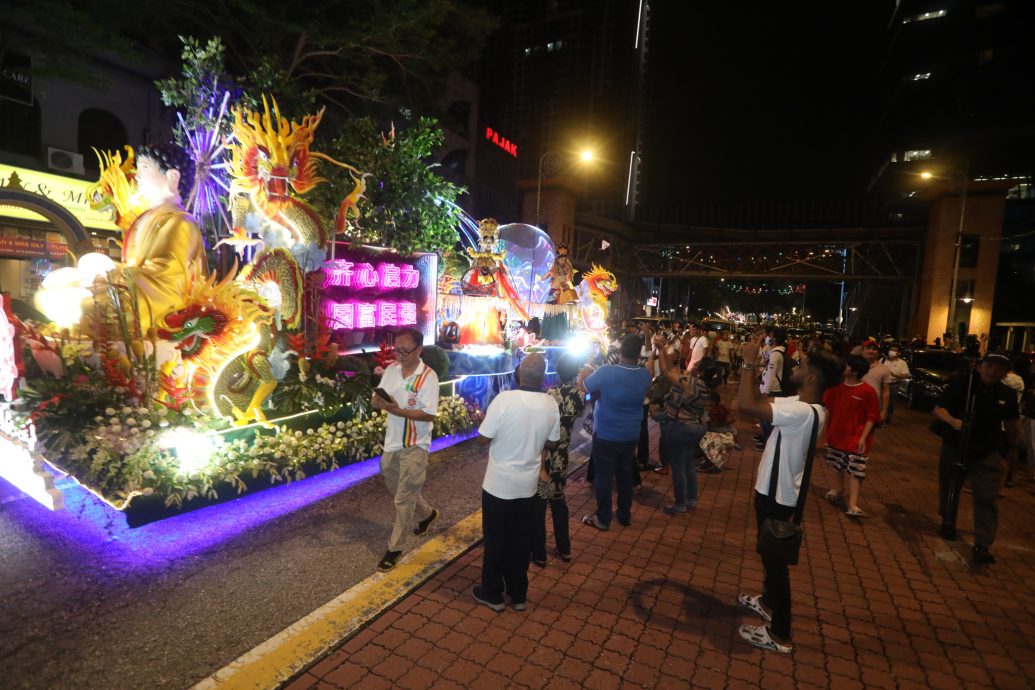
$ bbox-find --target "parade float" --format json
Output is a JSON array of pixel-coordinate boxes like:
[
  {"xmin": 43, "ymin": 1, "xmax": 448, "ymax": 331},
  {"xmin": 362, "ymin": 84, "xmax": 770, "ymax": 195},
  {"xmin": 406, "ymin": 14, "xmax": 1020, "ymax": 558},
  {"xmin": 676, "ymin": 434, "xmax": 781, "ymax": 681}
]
[
  {"xmin": 0, "ymin": 97, "xmax": 471, "ymax": 526},
  {"xmin": 0, "ymin": 93, "xmax": 618, "ymax": 529}
]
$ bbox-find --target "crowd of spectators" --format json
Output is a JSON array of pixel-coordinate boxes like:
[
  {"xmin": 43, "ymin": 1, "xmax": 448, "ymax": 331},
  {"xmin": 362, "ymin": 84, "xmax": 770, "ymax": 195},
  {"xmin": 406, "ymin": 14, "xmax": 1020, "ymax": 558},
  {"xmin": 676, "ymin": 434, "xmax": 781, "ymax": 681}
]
[{"xmin": 372, "ymin": 315, "xmax": 1034, "ymax": 656}]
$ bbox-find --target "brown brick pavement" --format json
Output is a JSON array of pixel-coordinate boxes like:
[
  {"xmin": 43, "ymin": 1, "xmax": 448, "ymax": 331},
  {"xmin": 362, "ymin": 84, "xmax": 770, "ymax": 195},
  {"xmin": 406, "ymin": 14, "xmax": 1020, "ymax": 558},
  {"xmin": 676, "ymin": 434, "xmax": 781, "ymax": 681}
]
[{"xmin": 286, "ymin": 393, "xmax": 1035, "ymax": 689}]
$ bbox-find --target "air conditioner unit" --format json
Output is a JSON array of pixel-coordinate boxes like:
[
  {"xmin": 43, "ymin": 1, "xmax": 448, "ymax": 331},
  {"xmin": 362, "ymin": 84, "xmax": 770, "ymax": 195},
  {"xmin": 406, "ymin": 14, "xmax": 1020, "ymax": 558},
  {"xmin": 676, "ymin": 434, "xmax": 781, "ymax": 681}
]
[{"xmin": 47, "ymin": 147, "xmax": 85, "ymax": 176}]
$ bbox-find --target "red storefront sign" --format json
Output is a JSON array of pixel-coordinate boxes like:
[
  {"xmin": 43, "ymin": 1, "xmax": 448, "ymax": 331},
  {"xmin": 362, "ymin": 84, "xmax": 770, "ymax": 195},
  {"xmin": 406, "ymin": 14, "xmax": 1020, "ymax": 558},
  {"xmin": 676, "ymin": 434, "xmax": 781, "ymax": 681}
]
[
  {"xmin": 485, "ymin": 126, "xmax": 517, "ymax": 157},
  {"xmin": 0, "ymin": 236, "xmax": 67, "ymax": 259}
]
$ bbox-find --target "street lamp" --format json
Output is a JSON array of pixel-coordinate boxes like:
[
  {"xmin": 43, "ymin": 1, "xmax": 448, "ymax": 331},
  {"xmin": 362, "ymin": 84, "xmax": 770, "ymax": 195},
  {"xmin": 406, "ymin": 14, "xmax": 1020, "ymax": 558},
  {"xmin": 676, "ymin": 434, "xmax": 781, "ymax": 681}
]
[
  {"xmin": 535, "ymin": 149, "xmax": 594, "ymax": 228},
  {"xmin": 921, "ymin": 170, "xmax": 969, "ymax": 340}
]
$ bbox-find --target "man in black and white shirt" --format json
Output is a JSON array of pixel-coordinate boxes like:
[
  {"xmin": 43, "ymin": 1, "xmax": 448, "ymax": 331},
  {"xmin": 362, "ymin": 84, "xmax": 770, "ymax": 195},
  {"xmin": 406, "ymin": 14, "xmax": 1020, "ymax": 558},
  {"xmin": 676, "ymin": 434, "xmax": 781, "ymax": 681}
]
[
  {"xmin": 473, "ymin": 354, "xmax": 560, "ymax": 612},
  {"xmin": 735, "ymin": 335, "xmax": 842, "ymax": 654}
]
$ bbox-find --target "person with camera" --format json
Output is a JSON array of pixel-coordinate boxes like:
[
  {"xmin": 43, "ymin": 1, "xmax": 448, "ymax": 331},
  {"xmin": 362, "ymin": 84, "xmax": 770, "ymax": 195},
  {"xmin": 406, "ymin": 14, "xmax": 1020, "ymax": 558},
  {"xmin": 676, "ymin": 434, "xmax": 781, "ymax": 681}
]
[
  {"xmin": 371, "ymin": 328, "xmax": 441, "ymax": 573},
  {"xmin": 736, "ymin": 335, "xmax": 842, "ymax": 654},
  {"xmin": 933, "ymin": 352, "xmax": 1021, "ymax": 564},
  {"xmin": 652, "ymin": 335, "xmax": 715, "ymax": 515},
  {"xmin": 579, "ymin": 334, "xmax": 652, "ymax": 530}
]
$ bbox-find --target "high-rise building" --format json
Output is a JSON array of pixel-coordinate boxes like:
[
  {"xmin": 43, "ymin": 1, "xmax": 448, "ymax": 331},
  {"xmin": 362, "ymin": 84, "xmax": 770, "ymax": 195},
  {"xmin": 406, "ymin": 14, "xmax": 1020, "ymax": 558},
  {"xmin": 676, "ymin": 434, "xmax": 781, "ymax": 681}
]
[
  {"xmin": 872, "ymin": 0, "xmax": 1035, "ymax": 343},
  {"xmin": 476, "ymin": 0, "xmax": 650, "ymax": 228},
  {"xmin": 870, "ymin": 0, "xmax": 1035, "ymax": 201}
]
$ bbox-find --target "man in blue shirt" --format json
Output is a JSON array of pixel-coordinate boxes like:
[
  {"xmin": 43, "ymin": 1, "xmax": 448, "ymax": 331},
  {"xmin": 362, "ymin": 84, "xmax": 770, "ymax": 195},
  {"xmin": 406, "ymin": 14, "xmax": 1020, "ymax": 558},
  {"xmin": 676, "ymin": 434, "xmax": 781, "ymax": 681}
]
[{"xmin": 580, "ymin": 334, "xmax": 653, "ymax": 529}]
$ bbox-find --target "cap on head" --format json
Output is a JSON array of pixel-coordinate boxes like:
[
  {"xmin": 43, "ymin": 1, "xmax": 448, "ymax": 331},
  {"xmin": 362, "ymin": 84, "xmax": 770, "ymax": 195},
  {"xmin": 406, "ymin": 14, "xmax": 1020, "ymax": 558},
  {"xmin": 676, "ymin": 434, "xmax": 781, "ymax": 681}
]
[{"xmin": 981, "ymin": 352, "xmax": 1011, "ymax": 368}]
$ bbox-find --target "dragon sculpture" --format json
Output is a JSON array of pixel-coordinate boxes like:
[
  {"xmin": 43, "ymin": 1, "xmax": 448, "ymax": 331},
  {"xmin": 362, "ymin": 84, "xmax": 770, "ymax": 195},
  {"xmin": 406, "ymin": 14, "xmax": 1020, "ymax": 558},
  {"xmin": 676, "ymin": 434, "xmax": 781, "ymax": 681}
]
[
  {"xmin": 575, "ymin": 264, "xmax": 618, "ymax": 334},
  {"xmin": 156, "ymin": 248, "xmax": 303, "ymax": 425},
  {"xmin": 86, "ymin": 146, "xmax": 147, "ymax": 232},
  {"xmin": 227, "ymin": 96, "xmax": 364, "ymax": 259}
]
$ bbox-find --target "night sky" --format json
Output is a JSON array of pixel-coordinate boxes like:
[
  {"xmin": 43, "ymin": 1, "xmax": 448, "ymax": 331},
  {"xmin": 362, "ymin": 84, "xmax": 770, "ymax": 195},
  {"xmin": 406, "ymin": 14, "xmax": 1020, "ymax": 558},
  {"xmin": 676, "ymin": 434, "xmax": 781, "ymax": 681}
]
[{"xmin": 643, "ymin": 1, "xmax": 895, "ymax": 209}]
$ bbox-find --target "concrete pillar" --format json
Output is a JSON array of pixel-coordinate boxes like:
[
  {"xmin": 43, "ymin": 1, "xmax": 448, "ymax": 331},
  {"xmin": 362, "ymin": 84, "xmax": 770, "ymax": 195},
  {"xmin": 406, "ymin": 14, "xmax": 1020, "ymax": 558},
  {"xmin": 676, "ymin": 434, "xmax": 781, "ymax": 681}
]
[
  {"xmin": 914, "ymin": 181, "xmax": 1009, "ymax": 345},
  {"xmin": 519, "ymin": 176, "xmax": 580, "ymax": 250}
]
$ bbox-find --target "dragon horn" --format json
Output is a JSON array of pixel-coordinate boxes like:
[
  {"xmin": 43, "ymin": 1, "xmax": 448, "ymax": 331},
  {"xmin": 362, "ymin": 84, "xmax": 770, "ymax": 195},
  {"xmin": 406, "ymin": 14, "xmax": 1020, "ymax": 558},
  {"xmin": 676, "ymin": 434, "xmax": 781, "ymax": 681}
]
[{"xmin": 310, "ymin": 152, "xmax": 364, "ymax": 176}]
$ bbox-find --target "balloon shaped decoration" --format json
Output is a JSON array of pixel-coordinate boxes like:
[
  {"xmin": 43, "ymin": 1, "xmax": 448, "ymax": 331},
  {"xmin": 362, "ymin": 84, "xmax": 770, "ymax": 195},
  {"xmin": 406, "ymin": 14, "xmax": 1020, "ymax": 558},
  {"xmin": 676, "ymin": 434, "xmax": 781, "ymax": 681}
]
[{"xmin": 497, "ymin": 223, "xmax": 556, "ymax": 306}]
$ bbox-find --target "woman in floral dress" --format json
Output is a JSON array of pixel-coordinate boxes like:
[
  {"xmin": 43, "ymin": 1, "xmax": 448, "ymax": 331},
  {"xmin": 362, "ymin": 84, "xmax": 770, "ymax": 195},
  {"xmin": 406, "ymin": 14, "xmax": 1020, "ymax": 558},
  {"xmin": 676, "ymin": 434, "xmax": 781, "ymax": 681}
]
[{"xmin": 532, "ymin": 354, "xmax": 585, "ymax": 565}]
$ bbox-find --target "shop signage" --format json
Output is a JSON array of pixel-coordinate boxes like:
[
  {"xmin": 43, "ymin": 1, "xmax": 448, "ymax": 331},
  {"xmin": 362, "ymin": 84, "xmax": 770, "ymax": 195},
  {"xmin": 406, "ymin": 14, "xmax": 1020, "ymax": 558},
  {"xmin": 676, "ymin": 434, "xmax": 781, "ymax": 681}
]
[
  {"xmin": 0, "ymin": 236, "xmax": 67, "ymax": 260},
  {"xmin": 0, "ymin": 164, "xmax": 119, "ymax": 231},
  {"xmin": 318, "ymin": 247, "xmax": 437, "ymax": 353},
  {"xmin": 0, "ymin": 51, "xmax": 32, "ymax": 106},
  {"xmin": 484, "ymin": 126, "xmax": 517, "ymax": 157}
]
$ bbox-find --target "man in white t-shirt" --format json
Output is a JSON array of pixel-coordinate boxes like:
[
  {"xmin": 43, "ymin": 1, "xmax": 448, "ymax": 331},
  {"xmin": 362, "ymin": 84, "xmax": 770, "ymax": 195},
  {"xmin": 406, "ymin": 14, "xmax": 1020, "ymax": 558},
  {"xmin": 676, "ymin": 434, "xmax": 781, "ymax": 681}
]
[
  {"xmin": 735, "ymin": 334, "xmax": 842, "ymax": 655},
  {"xmin": 861, "ymin": 339, "xmax": 894, "ymax": 422},
  {"xmin": 881, "ymin": 345, "xmax": 910, "ymax": 424},
  {"xmin": 685, "ymin": 322, "xmax": 708, "ymax": 373},
  {"xmin": 473, "ymin": 353, "xmax": 561, "ymax": 612},
  {"xmin": 372, "ymin": 328, "xmax": 440, "ymax": 573}
]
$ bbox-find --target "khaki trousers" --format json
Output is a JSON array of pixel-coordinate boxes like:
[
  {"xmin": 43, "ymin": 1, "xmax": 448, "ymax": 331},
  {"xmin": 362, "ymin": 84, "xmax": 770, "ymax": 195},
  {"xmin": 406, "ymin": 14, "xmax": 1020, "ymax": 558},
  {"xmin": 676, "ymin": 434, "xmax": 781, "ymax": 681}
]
[{"xmin": 381, "ymin": 446, "xmax": 433, "ymax": 551}]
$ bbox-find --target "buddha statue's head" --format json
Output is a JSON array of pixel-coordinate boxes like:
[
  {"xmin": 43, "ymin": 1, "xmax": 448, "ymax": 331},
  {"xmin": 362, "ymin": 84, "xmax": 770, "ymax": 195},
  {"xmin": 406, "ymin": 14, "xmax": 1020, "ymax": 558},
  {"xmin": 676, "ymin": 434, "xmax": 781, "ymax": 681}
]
[{"xmin": 136, "ymin": 143, "xmax": 194, "ymax": 208}]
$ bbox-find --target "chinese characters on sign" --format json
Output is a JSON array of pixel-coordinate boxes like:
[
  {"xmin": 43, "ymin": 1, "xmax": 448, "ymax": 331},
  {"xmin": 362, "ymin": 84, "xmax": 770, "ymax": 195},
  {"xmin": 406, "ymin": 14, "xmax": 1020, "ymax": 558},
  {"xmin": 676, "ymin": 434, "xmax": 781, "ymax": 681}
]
[
  {"xmin": 318, "ymin": 248, "xmax": 437, "ymax": 353},
  {"xmin": 322, "ymin": 260, "xmax": 421, "ymax": 290}
]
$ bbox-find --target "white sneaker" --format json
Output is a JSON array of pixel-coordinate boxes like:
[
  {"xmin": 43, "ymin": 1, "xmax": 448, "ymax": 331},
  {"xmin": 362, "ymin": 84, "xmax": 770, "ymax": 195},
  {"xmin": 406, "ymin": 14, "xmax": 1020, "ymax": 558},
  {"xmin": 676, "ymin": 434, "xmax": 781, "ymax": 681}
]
[
  {"xmin": 737, "ymin": 593, "xmax": 772, "ymax": 622},
  {"xmin": 739, "ymin": 624, "xmax": 793, "ymax": 654}
]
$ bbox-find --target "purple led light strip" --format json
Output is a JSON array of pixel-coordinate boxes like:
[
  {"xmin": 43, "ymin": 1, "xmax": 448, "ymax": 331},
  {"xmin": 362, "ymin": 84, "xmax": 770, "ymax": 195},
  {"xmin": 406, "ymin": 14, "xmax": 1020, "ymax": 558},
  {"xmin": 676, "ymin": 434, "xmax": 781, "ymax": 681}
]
[{"xmin": 0, "ymin": 432, "xmax": 475, "ymax": 570}]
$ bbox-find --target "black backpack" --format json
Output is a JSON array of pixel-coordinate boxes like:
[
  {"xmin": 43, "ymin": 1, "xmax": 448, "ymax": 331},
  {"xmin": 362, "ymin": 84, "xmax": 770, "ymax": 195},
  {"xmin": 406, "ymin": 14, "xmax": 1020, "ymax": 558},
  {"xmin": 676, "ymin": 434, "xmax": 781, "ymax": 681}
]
[{"xmin": 774, "ymin": 346, "xmax": 798, "ymax": 396}]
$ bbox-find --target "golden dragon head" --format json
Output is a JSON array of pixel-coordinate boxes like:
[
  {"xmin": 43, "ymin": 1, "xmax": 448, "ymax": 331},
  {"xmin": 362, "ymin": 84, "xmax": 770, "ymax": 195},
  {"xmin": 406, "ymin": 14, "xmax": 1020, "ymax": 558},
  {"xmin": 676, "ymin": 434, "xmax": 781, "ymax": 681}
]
[
  {"xmin": 229, "ymin": 96, "xmax": 326, "ymax": 213},
  {"xmin": 156, "ymin": 270, "xmax": 270, "ymax": 366},
  {"xmin": 86, "ymin": 146, "xmax": 145, "ymax": 230},
  {"xmin": 583, "ymin": 264, "xmax": 618, "ymax": 301}
]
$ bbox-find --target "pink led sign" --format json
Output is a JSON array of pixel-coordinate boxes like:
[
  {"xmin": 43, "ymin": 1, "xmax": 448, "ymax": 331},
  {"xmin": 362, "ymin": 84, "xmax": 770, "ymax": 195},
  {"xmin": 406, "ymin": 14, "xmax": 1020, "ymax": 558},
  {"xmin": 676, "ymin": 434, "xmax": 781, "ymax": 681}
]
[
  {"xmin": 323, "ymin": 301, "xmax": 419, "ymax": 330},
  {"xmin": 318, "ymin": 248, "xmax": 435, "ymax": 352}
]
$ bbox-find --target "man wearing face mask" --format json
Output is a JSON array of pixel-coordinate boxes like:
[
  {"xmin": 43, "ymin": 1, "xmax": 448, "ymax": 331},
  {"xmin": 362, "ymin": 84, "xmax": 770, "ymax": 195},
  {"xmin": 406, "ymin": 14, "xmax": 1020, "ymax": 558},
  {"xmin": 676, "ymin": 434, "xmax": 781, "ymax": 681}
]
[{"xmin": 881, "ymin": 344, "xmax": 910, "ymax": 424}]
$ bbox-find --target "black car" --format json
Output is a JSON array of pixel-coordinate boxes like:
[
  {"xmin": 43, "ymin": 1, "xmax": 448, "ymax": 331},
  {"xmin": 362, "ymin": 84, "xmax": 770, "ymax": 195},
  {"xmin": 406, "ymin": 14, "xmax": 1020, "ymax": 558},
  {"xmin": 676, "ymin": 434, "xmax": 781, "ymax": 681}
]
[{"xmin": 900, "ymin": 349, "xmax": 961, "ymax": 409}]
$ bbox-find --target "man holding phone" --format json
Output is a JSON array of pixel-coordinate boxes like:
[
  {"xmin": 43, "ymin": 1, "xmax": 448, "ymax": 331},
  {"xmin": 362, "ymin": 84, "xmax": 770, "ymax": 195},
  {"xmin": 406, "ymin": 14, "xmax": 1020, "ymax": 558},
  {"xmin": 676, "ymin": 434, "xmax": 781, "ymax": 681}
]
[{"xmin": 372, "ymin": 328, "xmax": 440, "ymax": 572}]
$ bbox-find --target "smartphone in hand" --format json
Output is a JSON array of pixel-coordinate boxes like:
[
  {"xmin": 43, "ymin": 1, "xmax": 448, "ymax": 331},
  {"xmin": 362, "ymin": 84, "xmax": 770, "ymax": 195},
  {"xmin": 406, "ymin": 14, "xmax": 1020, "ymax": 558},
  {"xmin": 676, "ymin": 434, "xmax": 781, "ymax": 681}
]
[{"xmin": 373, "ymin": 388, "xmax": 396, "ymax": 405}]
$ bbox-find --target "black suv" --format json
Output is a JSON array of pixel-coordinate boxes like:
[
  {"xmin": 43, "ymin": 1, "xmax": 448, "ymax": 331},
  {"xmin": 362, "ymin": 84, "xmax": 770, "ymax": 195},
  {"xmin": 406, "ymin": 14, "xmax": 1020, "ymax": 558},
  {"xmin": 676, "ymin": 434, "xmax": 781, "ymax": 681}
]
[{"xmin": 900, "ymin": 349, "xmax": 961, "ymax": 409}]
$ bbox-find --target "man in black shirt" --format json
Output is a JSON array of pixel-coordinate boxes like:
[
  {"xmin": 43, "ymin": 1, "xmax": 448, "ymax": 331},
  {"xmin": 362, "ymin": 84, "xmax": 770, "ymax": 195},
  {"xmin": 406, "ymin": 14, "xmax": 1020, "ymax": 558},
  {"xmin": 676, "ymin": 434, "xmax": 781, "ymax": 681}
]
[{"xmin": 933, "ymin": 352, "xmax": 1021, "ymax": 564}]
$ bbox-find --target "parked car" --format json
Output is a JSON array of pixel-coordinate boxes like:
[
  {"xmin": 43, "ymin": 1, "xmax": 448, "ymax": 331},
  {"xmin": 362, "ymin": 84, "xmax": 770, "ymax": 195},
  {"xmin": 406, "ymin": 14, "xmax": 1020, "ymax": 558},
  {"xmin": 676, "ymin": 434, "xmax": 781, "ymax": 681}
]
[{"xmin": 900, "ymin": 349, "xmax": 960, "ymax": 409}]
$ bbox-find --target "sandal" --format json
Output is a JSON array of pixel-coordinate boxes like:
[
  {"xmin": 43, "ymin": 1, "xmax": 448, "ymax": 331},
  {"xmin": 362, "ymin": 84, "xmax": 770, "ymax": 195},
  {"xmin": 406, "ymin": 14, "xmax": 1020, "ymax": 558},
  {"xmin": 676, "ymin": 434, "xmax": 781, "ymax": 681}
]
[
  {"xmin": 824, "ymin": 490, "xmax": 842, "ymax": 503},
  {"xmin": 845, "ymin": 507, "xmax": 867, "ymax": 517},
  {"xmin": 736, "ymin": 593, "xmax": 771, "ymax": 622},
  {"xmin": 652, "ymin": 466, "xmax": 670, "ymax": 475},
  {"xmin": 738, "ymin": 624, "xmax": 793, "ymax": 654}
]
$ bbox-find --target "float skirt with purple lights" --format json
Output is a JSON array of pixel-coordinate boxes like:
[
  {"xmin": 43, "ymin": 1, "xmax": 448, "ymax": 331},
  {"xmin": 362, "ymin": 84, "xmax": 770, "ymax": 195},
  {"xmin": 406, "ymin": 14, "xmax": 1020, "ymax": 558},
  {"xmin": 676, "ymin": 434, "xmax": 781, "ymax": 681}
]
[
  {"xmin": 0, "ymin": 414, "xmax": 475, "ymax": 533},
  {"xmin": 0, "ymin": 403, "xmax": 477, "ymax": 530}
]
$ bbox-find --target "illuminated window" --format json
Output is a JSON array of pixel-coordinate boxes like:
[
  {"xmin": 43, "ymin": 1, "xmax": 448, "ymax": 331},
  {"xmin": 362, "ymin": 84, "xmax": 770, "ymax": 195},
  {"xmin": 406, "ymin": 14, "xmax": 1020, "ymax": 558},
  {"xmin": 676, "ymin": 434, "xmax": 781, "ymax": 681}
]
[
  {"xmin": 902, "ymin": 9, "xmax": 946, "ymax": 23},
  {"xmin": 911, "ymin": 72, "xmax": 932, "ymax": 81},
  {"xmin": 904, "ymin": 149, "xmax": 933, "ymax": 161},
  {"xmin": 890, "ymin": 152, "xmax": 898, "ymax": 162}
]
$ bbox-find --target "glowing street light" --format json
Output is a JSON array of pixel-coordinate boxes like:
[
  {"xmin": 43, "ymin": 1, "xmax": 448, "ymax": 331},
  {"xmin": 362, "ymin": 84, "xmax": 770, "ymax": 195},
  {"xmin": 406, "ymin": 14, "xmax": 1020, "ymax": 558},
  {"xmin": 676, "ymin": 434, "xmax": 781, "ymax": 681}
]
[
  {"xmin": 536, "ymin": 148, "xmax": 596, "ymax": 228},
  {"xmin": 920, "ymin": 171, "xmax": 933, "ymax": 179}
]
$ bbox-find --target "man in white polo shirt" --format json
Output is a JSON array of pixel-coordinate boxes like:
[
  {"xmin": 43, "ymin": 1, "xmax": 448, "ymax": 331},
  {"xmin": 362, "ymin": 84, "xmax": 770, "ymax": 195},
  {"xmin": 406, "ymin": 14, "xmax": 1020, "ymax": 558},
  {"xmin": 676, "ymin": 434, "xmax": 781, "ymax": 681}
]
[
  {"xmin": 473, "ymin": 353, "xmax": 560, "ymax": 612},
  {"xmin": 685, "ymin": 322, "xmax": 708, "ymax": 373},
  {"xmin": 372, "ymin": 328, "xmax": 440, "ymax": 573}
]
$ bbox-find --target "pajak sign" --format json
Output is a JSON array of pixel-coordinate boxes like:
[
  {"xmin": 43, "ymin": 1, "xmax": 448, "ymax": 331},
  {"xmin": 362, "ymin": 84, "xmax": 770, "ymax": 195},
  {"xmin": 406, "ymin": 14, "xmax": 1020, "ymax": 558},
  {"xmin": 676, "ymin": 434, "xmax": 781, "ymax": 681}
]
[
  {"xmin": 484, "ymin": 126, "xmax": 517, "ymax": 157},
  {"xmin": 319, "ymin": 246, "xmax": 437, "ymax": 353}
]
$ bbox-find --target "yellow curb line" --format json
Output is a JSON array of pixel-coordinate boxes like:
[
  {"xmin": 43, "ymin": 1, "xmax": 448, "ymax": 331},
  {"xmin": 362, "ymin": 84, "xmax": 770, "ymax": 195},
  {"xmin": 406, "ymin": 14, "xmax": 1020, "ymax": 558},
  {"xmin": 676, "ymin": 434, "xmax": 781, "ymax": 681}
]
[{"xmin": 191, "ymin": 510, "xmax": 484, "ymax": 690}]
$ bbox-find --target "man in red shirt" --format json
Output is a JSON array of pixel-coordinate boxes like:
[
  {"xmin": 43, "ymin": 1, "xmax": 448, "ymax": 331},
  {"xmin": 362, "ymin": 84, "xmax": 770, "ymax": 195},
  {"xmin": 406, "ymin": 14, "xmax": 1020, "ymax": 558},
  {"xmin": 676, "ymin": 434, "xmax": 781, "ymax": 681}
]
[{"xmin": 822, "ymin": 355, "xmax": 881, "ymax": 516}]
